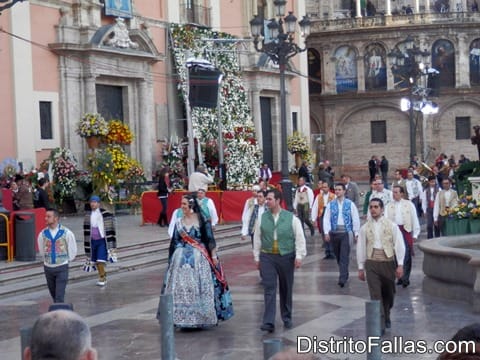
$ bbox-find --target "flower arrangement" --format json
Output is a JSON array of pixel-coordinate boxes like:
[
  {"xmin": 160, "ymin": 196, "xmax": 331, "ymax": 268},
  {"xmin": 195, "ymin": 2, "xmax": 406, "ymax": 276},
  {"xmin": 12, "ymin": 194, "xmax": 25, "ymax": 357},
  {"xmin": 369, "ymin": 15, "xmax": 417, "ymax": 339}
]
[
  {"xmin": 287, "ymin": 132, "xmax": 310, "ymax": 155},
  {"xmin": 106, "ymin": 144, "xmax": 130, "ymax": 176},
  {"xmin": 49, "ymin": 147, "xmax": 79, "ymax": 203},
  {"xmin": 106, "ymin": 120, "xmax": 134, "ymax": 145},
  {"xmin": 170, "ymin": 24, "xmax": 262, "ymax": 188},
  {"xmin": 76, "ymin": 113, "xmax": 109, "ymax": 138},
  {"xmin": 125, "ymin": 159, "xmax": 146, "ymax": 183},
  {"xmin": 162, "ymin": 138, "xmax": 187, "ymax": 189},
  {"xmin": 447, "ymin": 194, "xmax": 478, "ymax": 219}
]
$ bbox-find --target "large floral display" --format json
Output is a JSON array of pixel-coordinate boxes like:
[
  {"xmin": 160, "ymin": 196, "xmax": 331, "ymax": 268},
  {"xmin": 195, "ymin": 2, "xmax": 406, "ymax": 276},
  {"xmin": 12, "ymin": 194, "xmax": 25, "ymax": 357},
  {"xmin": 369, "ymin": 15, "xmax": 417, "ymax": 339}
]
[{"xmin": 170, "ymin": 24, "xmax": 262, "ymax": 187}]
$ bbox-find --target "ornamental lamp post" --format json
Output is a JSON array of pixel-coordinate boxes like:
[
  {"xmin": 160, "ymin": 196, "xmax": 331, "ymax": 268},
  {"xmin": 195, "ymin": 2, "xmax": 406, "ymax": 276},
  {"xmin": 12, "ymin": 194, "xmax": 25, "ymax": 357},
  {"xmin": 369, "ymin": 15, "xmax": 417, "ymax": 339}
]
[
  {"xmin": 388, "ymin": 35, "xmax": 433, "ymax": 165},
  {"xmin": 249, "ymin": 0, "xmax": 310, "ymax": 211}
]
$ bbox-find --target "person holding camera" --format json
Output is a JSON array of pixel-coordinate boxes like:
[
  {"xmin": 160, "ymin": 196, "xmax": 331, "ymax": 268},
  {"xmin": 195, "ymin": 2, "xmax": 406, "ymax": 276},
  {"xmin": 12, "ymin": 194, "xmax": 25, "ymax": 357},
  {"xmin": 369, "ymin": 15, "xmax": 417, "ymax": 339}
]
[{"xmin": 188, "ymin": 165, "xmax": 214, "ymax": 192}]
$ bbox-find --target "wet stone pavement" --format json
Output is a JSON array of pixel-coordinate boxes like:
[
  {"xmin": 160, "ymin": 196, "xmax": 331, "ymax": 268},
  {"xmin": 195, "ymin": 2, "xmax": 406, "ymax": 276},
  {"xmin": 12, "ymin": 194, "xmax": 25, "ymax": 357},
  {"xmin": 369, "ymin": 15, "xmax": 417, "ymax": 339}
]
[{"xmin": 0, "ymin": 214, "xmax": 479, "ymax": 360}]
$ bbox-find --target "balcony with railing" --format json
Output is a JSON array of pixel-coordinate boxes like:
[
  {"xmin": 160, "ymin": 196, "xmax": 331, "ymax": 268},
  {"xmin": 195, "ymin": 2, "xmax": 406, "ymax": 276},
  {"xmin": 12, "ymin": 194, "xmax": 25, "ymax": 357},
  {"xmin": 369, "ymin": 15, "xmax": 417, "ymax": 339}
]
[
  {"xmin": 310, "ymin": 9, "xmax": 480, "ymax": 32},
  {"xmin": 180, "ymin": 2, "xmax": 211, "ymax": 27}
]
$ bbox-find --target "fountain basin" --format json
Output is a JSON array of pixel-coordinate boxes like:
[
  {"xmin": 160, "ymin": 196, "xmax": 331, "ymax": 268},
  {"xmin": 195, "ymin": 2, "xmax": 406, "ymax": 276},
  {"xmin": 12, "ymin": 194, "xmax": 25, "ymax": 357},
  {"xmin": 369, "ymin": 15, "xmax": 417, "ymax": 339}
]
[{"xmin": 419, "ymin": 235, "xmax": 480, "ymax": 312}]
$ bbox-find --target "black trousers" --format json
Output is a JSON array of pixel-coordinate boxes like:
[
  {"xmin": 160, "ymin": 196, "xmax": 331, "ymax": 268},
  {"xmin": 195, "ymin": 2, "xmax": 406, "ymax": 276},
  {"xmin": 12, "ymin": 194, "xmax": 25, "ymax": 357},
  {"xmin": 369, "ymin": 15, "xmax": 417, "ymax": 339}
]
[
  {"xmin": 426, "ymin": 207, "xmax": 440, "ymax": 239},
  {"xmin": 44, "ymin": 264, "xmax": 69, "ymax": 303},
  {"xmin": 259, "ymin": 252, "xmax": 295, "ymax": 327}
]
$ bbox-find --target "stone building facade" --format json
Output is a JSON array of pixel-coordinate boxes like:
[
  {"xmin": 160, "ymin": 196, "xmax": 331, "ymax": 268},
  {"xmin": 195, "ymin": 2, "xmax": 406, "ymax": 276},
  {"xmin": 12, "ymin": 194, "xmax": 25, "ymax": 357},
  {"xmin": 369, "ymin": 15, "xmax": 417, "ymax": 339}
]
[
  {"xmin": 306, "ymin": 2, "xmax": 480, "ymax": 180},
  {"xmin": 0, "ymin": 0, "xmax": 310, "ymax": 180}
]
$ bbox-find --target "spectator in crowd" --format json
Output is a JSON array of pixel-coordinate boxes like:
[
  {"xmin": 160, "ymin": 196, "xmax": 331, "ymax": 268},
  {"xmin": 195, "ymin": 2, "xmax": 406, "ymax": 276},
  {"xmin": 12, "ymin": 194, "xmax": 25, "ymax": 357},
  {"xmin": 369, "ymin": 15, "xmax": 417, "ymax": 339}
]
[
  {"xmin": 368, "ymin": 156, "xmax": 378, "ymax": 182},
  {"xmin": 438, "ymin": 323, "xmax": 480, "ymax": 359},
  {"xmin": 258, "ymin": 163, "xmax": 272, "ymax": 184},
  {"xmin": 34, "ymin": 178, "xmax": 50, "ymax": 209},
  {"xmin": 459, "ymin": 154, "xmax": 470, "ymax": 165},
  {"xmin": 13, "ymin": 174, "xmax": 33, "ymax": 210},
  {"xmin": 188, "ymin": 165, "xmax": 214, "ymax": 192},
  {"xmin": 380, "ymin": 155, "xmax": 389, "ymax": 188},
  {"xmin": 341, "ymin": 174, "xmax": 360, "ymax": 207},
  {"xmin": 24, "ymin": 310, "xmax": 97, "ymax": 360},
  {"xmin": 318, "ymin": 162, "xmax": 334, "ymax": 189},
  {"xmin": 157, "ymin": 167, "xmax": 172, "ymax": 227}
]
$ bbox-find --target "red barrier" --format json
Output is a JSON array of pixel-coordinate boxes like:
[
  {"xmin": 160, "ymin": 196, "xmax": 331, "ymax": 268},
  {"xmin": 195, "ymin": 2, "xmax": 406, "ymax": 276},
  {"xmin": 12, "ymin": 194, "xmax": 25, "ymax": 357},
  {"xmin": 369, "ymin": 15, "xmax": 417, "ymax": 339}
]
[
  {"xmin": 221, "ymin": 191, "xmax": 252, "ymax": 222},
  {"xmin": 141, "ymin": 191, "xmax": 161, "ymax": 225},
  {"xmin": 2, "ymin": 188, "xmax": 13, "ymax": 212},
  {"xmin": 142, "ymin": 190, "xmax": 252, "ymax": 225}
]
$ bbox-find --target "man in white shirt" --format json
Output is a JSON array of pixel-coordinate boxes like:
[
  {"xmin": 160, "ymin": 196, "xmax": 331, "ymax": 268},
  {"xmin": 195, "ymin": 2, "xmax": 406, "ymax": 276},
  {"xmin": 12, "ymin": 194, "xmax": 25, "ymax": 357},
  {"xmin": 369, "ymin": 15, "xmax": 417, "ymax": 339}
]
[
  {"xmin": 370, "ymin": 179, "xmax": 393, "ymax": 207},
  {"xmin": 253, "ymin": 188, "xmax": 306, "ymax": 332},
  {"xmin": 258, "ymin": 163, "xmax": 272, "ymax": 183},
  {"xmin": 420, "ymin": 175, "xmax": 441, "ymax": 238},
  {"xmin": 323, "ymin": 183, "xmax": 361, "ymax": 287},
  {"xmin": 433, "ymin": 178, "xmax": 459, "ymax": 236},
  {"xmin": 37, "ymin": 208, "xmax": 77, "ymax": 303},
  {"xmin": 293, "ymin": 176, "xmax": 315, "ymax": 236},
  {"xmin": 188, "ymin": 165, "xmax": 214, "ymax": 192},
  {"xmin": 405, "ymin": 169, "xmax": 423, "ymax": 217},
  {"xmin": 357, "ymin": 198, "xmax": 405, "ymax": 334},
  {"xmin": 196, "ymin": 188, "xmax": 219, "ymax": 229},
  {"xmin": 385, "ymin": 186, "xmax": 420, "ymax": 288},
  {"xmin": 311, "ymin": 182, "xmax": 336, "ymax": 259},
  {"xmin": 241, "ymin": 189, "xmax": 266, "ymax": 246}
]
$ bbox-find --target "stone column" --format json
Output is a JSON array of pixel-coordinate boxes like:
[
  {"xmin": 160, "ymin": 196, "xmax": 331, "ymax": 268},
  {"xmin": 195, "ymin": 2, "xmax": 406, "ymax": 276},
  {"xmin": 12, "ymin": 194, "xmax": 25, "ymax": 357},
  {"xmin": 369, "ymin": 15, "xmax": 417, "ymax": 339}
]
[
  {"xmin": 425, "ymin": 0, "xmax": 431, "ymax": 13},
  {"xmin": 385, "ymin": 0, "xmax": 392, "ymax": 15},
  {"xmin": 357, "ymin": 53, "xmax": 366, "ymax": 92},
  {"xmin": 457, "ymin": 33, "xmax": 470, "ymax": 88},
  {"xmin": 415, "ymin": 0, "xmax": 420, "ymax": 12},
  {"xmin": 356, "ymin": 0, "xmax": 363, "ymax": 17},
  {"xmin": 138, "ymin": 79, "xmax": 155, "ymax": 179},
  {"xmin": 329, "ymin": 0, "xmax": 335, "ymax": 19},
  {"xmin": 84, "ymin": 75, "xmax": 97, "ymax": 114}
]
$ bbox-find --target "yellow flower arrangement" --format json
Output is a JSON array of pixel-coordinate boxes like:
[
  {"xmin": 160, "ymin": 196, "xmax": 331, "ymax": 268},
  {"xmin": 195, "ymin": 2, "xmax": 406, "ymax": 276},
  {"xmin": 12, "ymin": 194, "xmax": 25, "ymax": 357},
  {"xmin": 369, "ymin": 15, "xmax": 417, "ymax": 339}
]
[{"xmin": 106, "ymin": 120, "xmax": 134, "ymax": 145}]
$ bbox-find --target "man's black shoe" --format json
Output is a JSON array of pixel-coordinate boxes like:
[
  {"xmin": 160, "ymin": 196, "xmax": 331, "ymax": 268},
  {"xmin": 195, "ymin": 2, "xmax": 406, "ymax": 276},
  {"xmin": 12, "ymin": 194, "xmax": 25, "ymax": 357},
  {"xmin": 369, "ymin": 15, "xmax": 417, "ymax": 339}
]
[
  {"xmin": 396, "ymin": 279, "xmax": 403, "ymax": 286},
  {"xmin": 284, "ymin": 320, "xmax": 293, "ymax": 329},
  {"xmin": 310, "ymin": 228, "xmax": 315, "ymax": 236},
  {"xmin": 338, "ymin": 281, "xmax": 345, "ymax": 288},
  {"xmin": 260, "ymin": 323, "xmax": 275, "ymax": 333},
  {"xmin": 385, "ymin": 320, "xmax": 391, "ymax": 329},
  {"xmin": 323, "ymin": 255, "xmax": 335, "ymax": 260},
  {"xmin": 402, "ymin": 280, "xmax": 410, "ymax": 288}
]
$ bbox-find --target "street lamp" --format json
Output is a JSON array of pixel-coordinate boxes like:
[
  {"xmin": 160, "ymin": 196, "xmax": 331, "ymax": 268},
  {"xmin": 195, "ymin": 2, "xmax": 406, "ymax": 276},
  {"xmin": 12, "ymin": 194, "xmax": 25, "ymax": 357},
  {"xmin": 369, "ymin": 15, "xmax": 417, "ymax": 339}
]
[
  {"xmin": 388, "ymin": 35, "xmax": 433, "ymax": 164},
  {"xmin": 249, "ymin": 0, "xmax": 310, "ymax": 211}
]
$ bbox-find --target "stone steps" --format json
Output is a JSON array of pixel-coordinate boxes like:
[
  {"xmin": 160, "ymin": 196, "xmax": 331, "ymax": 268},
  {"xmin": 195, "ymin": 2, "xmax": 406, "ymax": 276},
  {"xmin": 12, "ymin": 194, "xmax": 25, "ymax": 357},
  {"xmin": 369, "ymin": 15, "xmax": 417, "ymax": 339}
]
[{"xmin": 0, "ymin": 224, "xmax": 244, "ymax": 298}]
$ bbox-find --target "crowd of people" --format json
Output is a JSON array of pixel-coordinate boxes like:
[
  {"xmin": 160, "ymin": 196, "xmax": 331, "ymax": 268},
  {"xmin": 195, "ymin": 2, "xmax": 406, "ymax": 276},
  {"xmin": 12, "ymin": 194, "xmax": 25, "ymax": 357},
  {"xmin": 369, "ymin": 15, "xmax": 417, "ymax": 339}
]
[{"xmin": 12, "ymin": 154, "xmax": 479, "ymax": 358}]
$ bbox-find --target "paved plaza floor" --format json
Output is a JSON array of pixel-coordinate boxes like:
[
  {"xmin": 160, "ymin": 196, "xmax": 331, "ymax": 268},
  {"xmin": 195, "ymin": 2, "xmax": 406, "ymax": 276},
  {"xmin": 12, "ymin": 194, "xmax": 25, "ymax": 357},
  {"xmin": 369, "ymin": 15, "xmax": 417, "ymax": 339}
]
[{"xmin": 0, "ymin": 214, "xmax": 479, "ymax": 359}]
